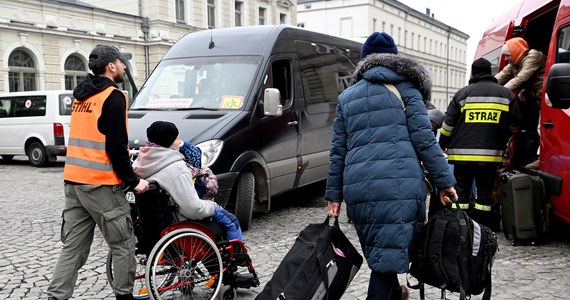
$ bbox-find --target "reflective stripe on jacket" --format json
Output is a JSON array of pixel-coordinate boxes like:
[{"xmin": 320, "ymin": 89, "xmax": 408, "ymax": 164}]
[
  {"xmin": 64, "ymin": 86, "xmax": 126, "ymax": 185},
  {"xmin": 439, "ymin": 75, "xmax": 517, "ymax": 164}
]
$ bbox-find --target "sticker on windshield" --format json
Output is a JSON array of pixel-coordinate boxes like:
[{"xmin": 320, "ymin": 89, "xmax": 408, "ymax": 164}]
[
  {"xmin": 25, "ymin": 99, "xmax": 32, "ymax": 108},
  {"xmin": 219, "ymin": 95, "xmax": 243, "ymax": 109},
  {"xmin": 146, "ymin": 98, "xmax": 193, "ymax": 109}
]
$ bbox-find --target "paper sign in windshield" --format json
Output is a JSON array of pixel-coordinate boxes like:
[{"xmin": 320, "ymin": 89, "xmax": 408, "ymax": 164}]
[
  {"xmin": 146, "ymin": 98, "xmax": 193, "ymax": 109},
  {"xmin": 219, "ymin": 95, "xmax": 243, "ymax": 109}
]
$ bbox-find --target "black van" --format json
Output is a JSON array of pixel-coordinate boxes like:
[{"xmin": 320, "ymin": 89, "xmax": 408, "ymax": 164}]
[{"xmin": 128, "ymin": 25, "xmax": 361, "ymax": 230}]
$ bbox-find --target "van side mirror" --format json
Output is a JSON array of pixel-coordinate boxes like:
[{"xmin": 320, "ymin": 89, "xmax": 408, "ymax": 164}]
[
  {"xmin": 263, "ymin": 88, "xmax": 282, "ymax": 116},
  {"xmin": 546, "ymin": 63, "xmax": 570, "ymax": 109}
]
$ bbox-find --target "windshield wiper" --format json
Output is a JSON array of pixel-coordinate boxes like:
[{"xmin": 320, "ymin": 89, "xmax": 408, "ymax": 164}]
[
  {"xmin": 175, "ymin": 107, "xmax": 219, "ymax": 111},
  {"xmin": 129, "ymin": 107, "xmax": 219, "ymax": 111}
]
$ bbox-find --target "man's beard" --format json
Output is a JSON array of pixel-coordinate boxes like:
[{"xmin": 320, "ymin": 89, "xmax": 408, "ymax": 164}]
[{"xmin": 114, "ymin": 72, "xmax": 125, "ymax": 84}]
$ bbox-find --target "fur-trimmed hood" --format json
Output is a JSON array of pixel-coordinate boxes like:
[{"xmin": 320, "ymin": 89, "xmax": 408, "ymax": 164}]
[{"xmin": 354, "ymin": 53, "xmax": 432, "ymax": 104}]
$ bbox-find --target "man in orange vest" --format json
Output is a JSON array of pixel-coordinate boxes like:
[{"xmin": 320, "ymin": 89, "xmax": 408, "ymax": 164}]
[{"xmin": 47, "ymin": 45, "xmax": 149, "ymax": 300}]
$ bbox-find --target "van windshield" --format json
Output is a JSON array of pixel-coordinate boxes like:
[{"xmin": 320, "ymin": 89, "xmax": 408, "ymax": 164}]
[{"xmin": 130, "ymin": 56, "xmax": 261, "ymax": 110}]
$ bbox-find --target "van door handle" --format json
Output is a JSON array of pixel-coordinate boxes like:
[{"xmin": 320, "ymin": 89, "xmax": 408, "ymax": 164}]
[
  {"xmin": 288, "ymin": 121, "xmax": 298, "ymax": 127},
  {"xmin": 542, "ymin": 121, "xmax": 554, "ymax": 129}
]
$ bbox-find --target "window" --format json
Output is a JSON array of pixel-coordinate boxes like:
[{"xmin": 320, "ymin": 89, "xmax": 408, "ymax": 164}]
[
  {"xmin": 259, "ymin": 7, "xmax": 266, "ymax": 25},
  {"xmin": 481, "ymin": 46, "xmax": 504, "ymax": 75},
  {"xmin": 8, "ymin": 48, "xmax": 37, "ymax": 92},
  {"xmin": 297, "ymin": 23, "xmax": 305, "ymax": 28},
  {"xmin": 280, "ymin": 13, "xmax": 287, "ymax": 25},
  {"xmin": 235, "ymin": 1, "xmax": 243, "ymax": 26},
  {"xmin": 295, "ymin": 41, "xmax": 359, "ymax": 114},
  {"xmin": 130, "ymin": 56, "xmax": 261, "ymax": 110},
  {"xmin": 418, "ymin": 34, "xmax": 421, "ymax": 51},
  {"xmin": 208, "ymin": 0, "xmax": 216, "ymax": 29},
  {"xmin": 58, "ymin": 93, "xmax": 75, "ymax": 115},
  {"xmin": 259, "ymin": 59, "xmax": 292, "ymax": 108},
  {"xmin": 556, "ymin": 26, "xmax": 570, "ymax": 63},
  {"xmin": 64, "ymin": 54, "xmax": 87, "ymax": 90},
  {"xmin": 11, "ymin": 96, "xmax": 46, "ymax": 117},
  {"xmin": 175, "ymin": 0, "xmax": 185, "ymax": 22},
  {"xmin": 373, "ymin": 18, "xmax": 377, "ymax": 32}
]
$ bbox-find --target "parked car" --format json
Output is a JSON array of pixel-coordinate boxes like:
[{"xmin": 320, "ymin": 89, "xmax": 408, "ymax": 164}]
[
  {"xmin": 0, "ymin": 90, "xmax": 72, "ymax": 166},
  {"xmin": 127, "ymin": 25, "xmax": 362, "ymax": 230}
]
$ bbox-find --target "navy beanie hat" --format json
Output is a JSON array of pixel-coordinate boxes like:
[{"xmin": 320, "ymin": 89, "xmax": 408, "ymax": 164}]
[
  {"xmin": 360, "ymin": 32, "xmax": 398, "ymax": 59},
  {"xmin": 147, "ymin": 121, "xmax": 179, "ymax": 148},
  {"xmin": 471, "ymin": 57, "xmax": 492, "ymax": 76}
]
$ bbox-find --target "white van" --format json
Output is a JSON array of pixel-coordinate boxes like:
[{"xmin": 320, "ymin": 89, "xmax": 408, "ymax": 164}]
[{"xmin": 0, "ymin": 90, "xmax": 73, "ymax": 166}]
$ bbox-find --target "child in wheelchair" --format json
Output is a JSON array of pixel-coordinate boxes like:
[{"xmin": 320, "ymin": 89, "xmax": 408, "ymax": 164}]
[
  {"xmin": 132, "ymin": 120, "xmax": 242, "ymax": 241},
  {"xmin": 115, "ymin": 121, "xmax": 258, "ymax": 299}
]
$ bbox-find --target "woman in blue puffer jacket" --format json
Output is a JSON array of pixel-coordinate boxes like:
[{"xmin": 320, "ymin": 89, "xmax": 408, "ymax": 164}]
[{"xmin": 325, "ymin": 32, "xmax": 458, "ymax": 300}]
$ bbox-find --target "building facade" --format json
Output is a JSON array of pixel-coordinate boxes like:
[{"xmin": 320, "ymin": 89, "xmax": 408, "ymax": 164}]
[
  {"xmin": 297, "ymin": 0, "xmax": 469, "ymax": 111},
  {"xmin": 0, "ymin": 0, "xmax": 296, "ymax": 98}
]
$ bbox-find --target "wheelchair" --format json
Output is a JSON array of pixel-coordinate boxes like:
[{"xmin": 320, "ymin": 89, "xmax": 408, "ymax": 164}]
[{"xmin": 106, "ymin": 183, "xmax": 259, "ymax": 300}]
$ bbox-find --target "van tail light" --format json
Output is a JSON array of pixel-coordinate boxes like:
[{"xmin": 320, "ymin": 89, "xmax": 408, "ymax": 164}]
[
  {"xmin": 54, "ymin": 123, "xmax": 64, "ymax": 137},
  {"xmin": 54, "ymin": 123, "xmax": 66, "ymax": 146}
]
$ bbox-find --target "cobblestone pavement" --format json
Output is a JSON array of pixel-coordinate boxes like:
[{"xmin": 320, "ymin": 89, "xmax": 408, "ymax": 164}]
[{"xmin": 1, "ymin": 158, "xmax": 570, "ymax": 299}]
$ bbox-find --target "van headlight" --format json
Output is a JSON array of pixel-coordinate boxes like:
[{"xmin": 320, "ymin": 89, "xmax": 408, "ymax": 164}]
[{"xmin": 196, "ymin": 139, "xmax": 224, "ymax": 167}]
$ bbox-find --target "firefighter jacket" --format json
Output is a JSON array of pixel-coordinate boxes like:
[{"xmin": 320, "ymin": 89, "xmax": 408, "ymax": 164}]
[
  {"xmin": 439, "ymin": 74, "xmax": 521, "ymax": 164},
  {"xmin": 64, "ymin": 86, "xmax": 126, "ymax": 185}
]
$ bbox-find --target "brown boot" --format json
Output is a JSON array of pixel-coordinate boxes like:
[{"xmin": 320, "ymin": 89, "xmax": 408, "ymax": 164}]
[{"xmin": 400, "ymin": 285, "xmax": 409, "ymax": 300}]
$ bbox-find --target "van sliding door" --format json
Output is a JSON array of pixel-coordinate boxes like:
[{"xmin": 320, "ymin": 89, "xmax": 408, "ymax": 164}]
[{"xmin": 295, "ymin": 40, "xmax": 359, "ymax": 187}]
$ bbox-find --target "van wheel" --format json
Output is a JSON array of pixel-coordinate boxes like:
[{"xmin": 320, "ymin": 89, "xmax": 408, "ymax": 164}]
[
  {"xmin": 235, "ymin": 172, "xmax": 255, "ymax": 231},
  {"xmin": 28, "ymin": 142, "xmax": 48, "ymax": 167},
  {"xmin": 1, "ymin": 155, "xmax": 14, "ymax": 161}
]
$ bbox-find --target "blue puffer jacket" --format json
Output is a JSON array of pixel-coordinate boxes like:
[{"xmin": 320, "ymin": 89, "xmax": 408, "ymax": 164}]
[{"xmin": 325, "ymin": 53, "xmax": 456, "ymax": 273}]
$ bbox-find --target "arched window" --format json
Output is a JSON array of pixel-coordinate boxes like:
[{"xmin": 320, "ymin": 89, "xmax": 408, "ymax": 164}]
[
  {"xmin": 64, "ymin": 54, "xmax": 87, "ymax": 90},
  {"xmin": 8, "ymin": 49, "xmax": 37, "ymax": 92}
]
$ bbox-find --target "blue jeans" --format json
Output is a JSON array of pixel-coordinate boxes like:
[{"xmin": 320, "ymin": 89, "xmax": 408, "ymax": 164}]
[{"xmin": 366, "ymin": 271, "xmax": 402, "ymax": 300}]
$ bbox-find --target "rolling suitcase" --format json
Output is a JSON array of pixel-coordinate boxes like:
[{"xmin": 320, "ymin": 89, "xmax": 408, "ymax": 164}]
[{"xmin": 498, "ymin": 170, "xmax": 546, "ymax": 244}]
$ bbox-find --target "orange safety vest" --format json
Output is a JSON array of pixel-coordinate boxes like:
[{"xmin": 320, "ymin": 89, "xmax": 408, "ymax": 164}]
[{"xmin": 64, "ymin": 86, "xmax": 127, "ymax": 185}]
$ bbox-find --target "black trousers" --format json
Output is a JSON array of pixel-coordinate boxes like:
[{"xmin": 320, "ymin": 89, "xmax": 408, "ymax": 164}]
[{"xmin": 454, "ymin": 163, "xmax": 501, "ymax": 231}]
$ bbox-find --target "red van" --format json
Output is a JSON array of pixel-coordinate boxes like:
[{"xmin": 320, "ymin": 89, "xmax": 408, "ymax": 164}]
[{"xmin": 475, "ymin": 0, "xmax": 570, "ymax": 226}]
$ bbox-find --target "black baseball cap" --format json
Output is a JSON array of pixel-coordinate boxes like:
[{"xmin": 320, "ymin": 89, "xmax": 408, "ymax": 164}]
[{"xmin": 88, "ymin": 44, "xmax": 132, "ymax": 69}]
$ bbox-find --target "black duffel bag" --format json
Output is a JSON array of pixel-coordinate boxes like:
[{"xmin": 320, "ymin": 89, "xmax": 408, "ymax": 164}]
[{"xmin": 256, "ymin": 217, "xmax": 363, "ymax": 300}]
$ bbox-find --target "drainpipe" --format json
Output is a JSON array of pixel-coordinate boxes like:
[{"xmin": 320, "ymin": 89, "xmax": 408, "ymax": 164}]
[
  {"xmin": 142, "ymin": 17, "xmax": 150, "ymax": 78},
  {"xmin": 446, "ymin": 25, "xmax": 451, "ymax": 104}
]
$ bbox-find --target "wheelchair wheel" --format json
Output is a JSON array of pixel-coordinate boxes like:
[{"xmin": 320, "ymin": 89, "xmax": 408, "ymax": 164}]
[
  {"xmin": 146, "ymin": 228, "xmax": 224, "ymax": 300},
  {"xmin": 106, "ymin": 251, "xmax": 149, "ymax": 299}
]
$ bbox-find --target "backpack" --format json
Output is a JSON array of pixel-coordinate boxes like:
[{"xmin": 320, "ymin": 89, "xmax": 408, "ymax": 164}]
[
  {"xmin": 188, "ymin": 165, "xmax": 219, "ymax": 200},
  {"xmin": 409, "ymin": 206, "xmax": 498, "ymax": 300}
]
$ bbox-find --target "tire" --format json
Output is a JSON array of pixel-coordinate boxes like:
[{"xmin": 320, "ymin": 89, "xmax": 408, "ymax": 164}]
[
  {"xmin": 106, "ymin": 250, "xmax": 149, "ymax": 299},
  {"xmin": 27, "ymin": 141, "xmax": 48, "ymax": 167},
  {"xmin": 235, "ymin": 172, "xmax": 255, "ymax": 231},
  {"xmin": 146, "ymin": 228, "xmax": 223, "ymax": 300},
  {"xmin": 1, "ymin": 155, "xmax": 14, "ymax": 161},
  {"xmin": 222, "ymin": 287, "xmax": 237, "ymax": 300}
]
